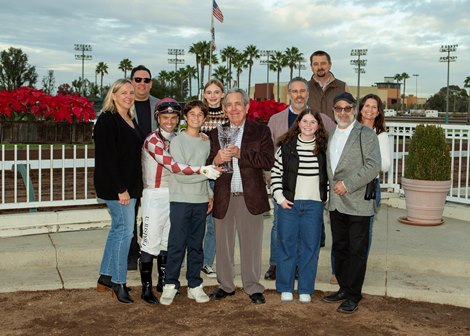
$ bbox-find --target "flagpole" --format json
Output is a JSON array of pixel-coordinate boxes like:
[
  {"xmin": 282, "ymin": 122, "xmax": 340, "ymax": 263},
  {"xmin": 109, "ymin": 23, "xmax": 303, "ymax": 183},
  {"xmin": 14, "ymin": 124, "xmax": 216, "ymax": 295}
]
[{"xmin": 209, "ymin": 1, "xmax": 214, "ymax": 82}]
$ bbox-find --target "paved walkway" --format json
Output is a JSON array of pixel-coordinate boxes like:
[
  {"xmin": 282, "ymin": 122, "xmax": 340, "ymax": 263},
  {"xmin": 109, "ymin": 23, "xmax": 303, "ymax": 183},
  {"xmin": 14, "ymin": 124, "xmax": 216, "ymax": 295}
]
[{"xmin": 1, "ymin": 205, "xmax": 469, "ymax": 308}]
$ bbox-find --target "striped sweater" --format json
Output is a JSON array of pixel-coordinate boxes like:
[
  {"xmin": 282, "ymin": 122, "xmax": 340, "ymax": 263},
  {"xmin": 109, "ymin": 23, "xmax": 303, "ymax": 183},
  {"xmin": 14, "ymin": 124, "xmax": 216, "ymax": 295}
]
[{"xmin": 271, "ymin": 135, "xmax": 321, "ymax": 205}]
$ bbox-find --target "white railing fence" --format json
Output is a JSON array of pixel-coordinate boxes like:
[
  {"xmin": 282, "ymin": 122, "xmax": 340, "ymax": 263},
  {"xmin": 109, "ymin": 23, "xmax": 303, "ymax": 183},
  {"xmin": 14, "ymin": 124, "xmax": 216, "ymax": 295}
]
[
  {"xmin": 1, "ymin": 144, "xmax": 99, "ymax": 211},
  {"xmin": 382, "ymin": 122, "xmax": 469, "ymax": 204},
  {"xmin": 1, "ymin": 122, "xmax": 469, "ymax": 212}
]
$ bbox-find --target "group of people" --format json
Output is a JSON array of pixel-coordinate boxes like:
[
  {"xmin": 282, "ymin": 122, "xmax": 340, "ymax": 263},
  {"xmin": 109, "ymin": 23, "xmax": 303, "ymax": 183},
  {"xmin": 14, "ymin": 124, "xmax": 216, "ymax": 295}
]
[{"xmin": 93, "ymin": 49, "xmax": 391, "ymax": 314}]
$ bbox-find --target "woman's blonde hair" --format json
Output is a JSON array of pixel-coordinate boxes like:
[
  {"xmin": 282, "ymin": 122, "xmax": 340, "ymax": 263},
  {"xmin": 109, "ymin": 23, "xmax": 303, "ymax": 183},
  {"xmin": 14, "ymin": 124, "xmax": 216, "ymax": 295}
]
[
  {"xmin": 202, "ymin": 79, "xmax": 224, "ymax": 107},
  {"xmin": 101, "ymin": 79, "xmax": 136, "ymax": 118}
]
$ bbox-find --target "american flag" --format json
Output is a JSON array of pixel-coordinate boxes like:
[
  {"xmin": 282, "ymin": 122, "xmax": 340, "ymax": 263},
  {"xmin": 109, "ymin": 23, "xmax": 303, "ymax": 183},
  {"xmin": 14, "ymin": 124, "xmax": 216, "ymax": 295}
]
[{"xmin": 213, "ymin": 0, "xmax": 224, "ymax": 23}]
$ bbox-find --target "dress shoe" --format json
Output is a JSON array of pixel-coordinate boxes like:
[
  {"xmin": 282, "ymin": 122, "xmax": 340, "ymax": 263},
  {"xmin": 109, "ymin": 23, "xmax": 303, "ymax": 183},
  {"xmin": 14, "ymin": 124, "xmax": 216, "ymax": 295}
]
[
  {"xmin": 337, "ymin": 299, "xmax": 359, "ymax": 314},
  {"xmin": 97, "ymin": 275, "xmax": 112, "ymax": 292},
  {"xmin": 112, "ymin": 283, "xmax": 134, "ymax": 304},
  {"xmin": 249, "ymin": 292, "xmax": 266, "ymax": 304},
  {"xmin": 264, "ymin": 265, "xmax": 276, "ymax": 280},
  {"xmin": 210, "ymin": 288, "xmax": 235, "ymax": 300},
  {"xmin": 322, "ymin": 290, "xmax": 347, "ymax": 303}
]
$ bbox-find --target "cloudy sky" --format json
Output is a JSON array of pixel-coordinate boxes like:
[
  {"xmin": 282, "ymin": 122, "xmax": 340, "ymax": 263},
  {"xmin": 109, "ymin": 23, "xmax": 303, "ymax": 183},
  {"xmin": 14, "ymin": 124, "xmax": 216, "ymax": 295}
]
[{"xmin": 1, "ymin": 0, "xmax": 469, "ymax": 98}]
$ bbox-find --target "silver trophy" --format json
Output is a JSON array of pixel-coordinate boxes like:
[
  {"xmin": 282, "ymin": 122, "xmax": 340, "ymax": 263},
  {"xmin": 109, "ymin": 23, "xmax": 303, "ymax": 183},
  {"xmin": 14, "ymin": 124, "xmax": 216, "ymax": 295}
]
[{"xmin": 217, "ymin": 124, "xmax": 240, "ymax": 173}]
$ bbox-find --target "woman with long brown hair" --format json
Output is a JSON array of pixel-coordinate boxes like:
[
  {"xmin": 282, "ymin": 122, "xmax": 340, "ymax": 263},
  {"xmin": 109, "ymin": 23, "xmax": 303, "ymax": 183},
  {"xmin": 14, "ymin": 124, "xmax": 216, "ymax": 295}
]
[{"xmin": 270, "ymin": 108, "xmax": 328, "ymax": 303}]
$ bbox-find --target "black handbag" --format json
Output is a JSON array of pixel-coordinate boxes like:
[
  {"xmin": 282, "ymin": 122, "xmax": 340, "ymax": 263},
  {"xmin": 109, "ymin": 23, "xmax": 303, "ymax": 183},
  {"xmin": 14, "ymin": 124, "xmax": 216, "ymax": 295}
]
[
  {"xmin": 360, "ymin": 127, "xmax": 377, "ymax": 201},
  {"xmin": 364, "ymin": 177, "xmax": 378, "ymax": 201}
]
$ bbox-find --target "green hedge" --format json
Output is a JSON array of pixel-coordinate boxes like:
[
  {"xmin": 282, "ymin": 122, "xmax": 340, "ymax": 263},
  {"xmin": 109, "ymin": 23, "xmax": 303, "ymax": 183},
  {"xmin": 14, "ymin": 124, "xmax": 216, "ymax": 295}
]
[{"xmin": 405, "ymin": 124, "xmax": 451, "ymax": 181}]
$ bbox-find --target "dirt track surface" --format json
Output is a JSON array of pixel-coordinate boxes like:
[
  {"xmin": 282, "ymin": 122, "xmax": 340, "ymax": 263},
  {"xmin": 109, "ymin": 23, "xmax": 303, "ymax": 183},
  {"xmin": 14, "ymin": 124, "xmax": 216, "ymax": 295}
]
[{"xmin": 1, "ymin": 287, "xmax": 469, "ymax": 336}]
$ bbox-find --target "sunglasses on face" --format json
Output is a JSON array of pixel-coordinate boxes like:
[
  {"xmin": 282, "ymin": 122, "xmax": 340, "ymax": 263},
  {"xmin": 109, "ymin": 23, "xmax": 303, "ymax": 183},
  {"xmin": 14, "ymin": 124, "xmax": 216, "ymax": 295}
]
[
  {"xmin": 133, "ymin": 77, "xmax": 151, "ymax": 84},
  {"xmin": 333, "ymin": 106, "xmax": 354, "ymax": 113}
]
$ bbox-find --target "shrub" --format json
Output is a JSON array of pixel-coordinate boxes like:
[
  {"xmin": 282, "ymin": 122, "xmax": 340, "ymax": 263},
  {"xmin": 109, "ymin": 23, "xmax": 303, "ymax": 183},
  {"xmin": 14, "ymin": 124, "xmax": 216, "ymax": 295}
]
[{"xmin": 405, "ymin": 124, "xmax": 451, "ymax": 181}]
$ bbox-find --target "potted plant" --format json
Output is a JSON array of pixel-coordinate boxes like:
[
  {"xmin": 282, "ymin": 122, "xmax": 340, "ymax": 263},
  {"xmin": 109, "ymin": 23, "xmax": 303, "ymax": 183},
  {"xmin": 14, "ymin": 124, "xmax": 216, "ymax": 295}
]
[
  {"xmin": 0, "ymin": 87, "xmax": 96, "ymax": 144},
  {"xmin": 400, "ymin": 124, "xmax": 451, "ymax": 226}
]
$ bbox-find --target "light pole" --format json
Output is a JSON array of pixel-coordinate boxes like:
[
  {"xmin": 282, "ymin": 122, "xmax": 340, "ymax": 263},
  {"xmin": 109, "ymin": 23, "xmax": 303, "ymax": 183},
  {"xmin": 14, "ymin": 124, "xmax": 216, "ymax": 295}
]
[
  {"xmin": 260, "ymin": 50, "xmax": 275, "ymax": 100},
  {"xmin": 74, "ymin": 44, "xmax": 92, "ymax": 96},
  {"xmin": 350, "ymin": 49, "xmax": 368, "ymax": 103},
  {"xmin": 298, "ymin": 58, "xmax": 306, "ymax": 77},
  {"xmin": 450, "ymin": 89, "xmax": 459, "ymax": 113},
  {"xmin": 439, "ymin": 44, "xmax": 458, "ymax": 123},
  {"xmin": 413, "ymin": 74, "xmax": 419, "ymax": 109},
  {"xmin": 168, "ymin": 48, "xmax": 185, "ymax": 72}
]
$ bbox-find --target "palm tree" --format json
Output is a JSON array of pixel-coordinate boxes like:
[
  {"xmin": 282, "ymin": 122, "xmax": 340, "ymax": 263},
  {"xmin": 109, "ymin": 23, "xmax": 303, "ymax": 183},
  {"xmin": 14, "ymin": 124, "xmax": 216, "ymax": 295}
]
[
  {"xmin": 95, "ymin": 62, "xmax": 108, "ymax": 97},
  {"xmin": 189, "ymin": 41, "xmax": 214, "ymax": 92},
  {"xmin": 158, "ymin": 70, "xmax": 170, "ymax": 86},
  {"xmin": 118, "ymin": 58, "xmax": 133, "ymax": 78},
  {"xmin": 401, "ymin": 72, "xmax": 410, "ymax": 112},
  {"xmin": 184, "ymin": 65, "xmax": 197, "ymax": 97},
  {"xmin": 231, "ymin": 52, "xmax": 247, "ymax": 88},
  {"xmin": 212, "ymin": 66, "xmax": 230, "ymax": 86},
  {"xmin": 269, "ymin": 51, "xmax": 287, "ymax": 102},
  {"xmin": 176, "ymin": 67, "xmax": 188, "ymax": 100},
  {"xmin": 243, "ymin": 44, "xmax": 260, "ymax": 97},
  {"xmin": 394, "ymin": 73, "xmax": 402, "ymax": 110},
  {"xmin": 284, "ymin": 47, "xmax": 304, "ymax": 81},
  {"xmin": 189, "ymin": 41, "xmax": 205, "ymax": 93},
  {"xmin": 167, "ymin": 70, "xmax": 177, "ymax": 87},
  {"xmin": 220, "ymin": 46, "xmax": 238, "ymax": 89}
]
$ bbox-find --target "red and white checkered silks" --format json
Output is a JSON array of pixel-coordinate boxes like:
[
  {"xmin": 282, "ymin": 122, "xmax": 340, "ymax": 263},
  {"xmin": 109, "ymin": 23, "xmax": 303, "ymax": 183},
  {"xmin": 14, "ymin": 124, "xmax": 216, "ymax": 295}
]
[{"xmin": 141, "ymin": 130, "xmax": 201, "ymax": 189}]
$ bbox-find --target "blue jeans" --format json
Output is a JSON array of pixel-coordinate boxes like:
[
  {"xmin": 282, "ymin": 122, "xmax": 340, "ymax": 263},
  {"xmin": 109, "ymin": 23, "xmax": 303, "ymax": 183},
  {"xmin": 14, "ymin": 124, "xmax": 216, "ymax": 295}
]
[
  {"xmin": 203, "ymin": 181, "xmax": 216, "ymax": 267},
  {"xmin": 99, "ymin": 198, "xmax": 136, "ymax": 284},
  {"xmin": 166, "ymin": 202, "xmax": 208, "ymax": 289},
  {"xmin": 268, "ymin": 203, "xmax": 279, "ymax": 266},
  {"xmin": 276, "ymin": 200, "xmax": 323, "ymax": 294}
]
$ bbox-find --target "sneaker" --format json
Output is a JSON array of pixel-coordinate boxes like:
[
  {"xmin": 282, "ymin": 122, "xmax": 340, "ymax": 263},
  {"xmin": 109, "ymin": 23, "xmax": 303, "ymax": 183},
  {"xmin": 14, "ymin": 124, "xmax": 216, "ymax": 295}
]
[
  {"xmin": 201, "ymin": 265, "xmax": 217, "ymax": 278},
  {"xmin": 188, "ymin": 285, "xmax": 210, "ymax": 303},
  {"xmin": 299, "ymin": 294, "xmax": 311, "ymax": 303},
  {"xmin": 280, "ymin": 292, "xmax": 293, "ymax": 302},
  {"xmin": 160, "ymin": 284, "xmax": 178, "ymax": 306}
]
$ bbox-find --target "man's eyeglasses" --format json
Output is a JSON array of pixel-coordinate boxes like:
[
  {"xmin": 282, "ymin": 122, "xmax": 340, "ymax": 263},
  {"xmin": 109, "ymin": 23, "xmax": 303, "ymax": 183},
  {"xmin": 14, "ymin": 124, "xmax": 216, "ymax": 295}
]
[
  {"xmin": 333, "ymin": 106, "xmax": 354, "ymax": 113},
  {"xmin": 133, "ymin": 77, "xmax": 151, "ymax": 84}
]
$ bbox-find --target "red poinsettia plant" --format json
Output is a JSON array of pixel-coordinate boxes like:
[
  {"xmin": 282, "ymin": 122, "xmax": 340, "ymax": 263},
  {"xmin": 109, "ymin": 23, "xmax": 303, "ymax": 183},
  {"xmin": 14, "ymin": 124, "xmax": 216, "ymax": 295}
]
[
  {"xmin": 247, "ymin": 99, "xmax": 288, "ymax": 124},
  {"xmin": 0, "ymin": 87, "xmax": 96, "ymax": 123}
]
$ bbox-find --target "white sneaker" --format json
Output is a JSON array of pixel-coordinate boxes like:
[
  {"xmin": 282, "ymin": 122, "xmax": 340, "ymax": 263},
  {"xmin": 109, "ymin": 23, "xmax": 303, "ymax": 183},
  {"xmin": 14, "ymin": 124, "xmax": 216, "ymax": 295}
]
[
  {"xmin": 160, "ymin": 284, "xmax": 178, "ymax": 305},
  {"xmin": 299, "ymin": 294, "xmax": 311, "ymax": 303},
  {"xmin": 201, "ymin": 265, "xmax": 217, "ymax": 278},
  {"xmin": 188, "ymin": 284, "xmax": 210, "ymax": 303},
  {"xmin": 281, "ymin": 292, "xmax": 293, "ymax": 302}
]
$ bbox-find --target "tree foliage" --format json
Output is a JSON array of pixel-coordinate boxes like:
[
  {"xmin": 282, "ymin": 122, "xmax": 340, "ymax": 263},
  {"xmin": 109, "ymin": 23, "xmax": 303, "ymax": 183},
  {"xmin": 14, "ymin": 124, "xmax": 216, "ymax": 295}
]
[
  {"xmin": 42, "ymin": 70, "xmax": 55, "ymax": 95},
  {"xmin": 118, "ymin": 58, "xmax": 133, "ymax": 78},
  {"xmin": 425, "ymin": 85, "xmax": 469, "ymax": 112},
  {"xmin": 284, "ymin": 47, "xmax": 304, "ymax": 80},
  {"xmin": 243, "ymin": 44, "xmax": 260, "ymax": 96},
  {"xmin": 0, "ymin": 47, "xmax": 38, "ymax": 90},
  {"xmin": 95, "ymin": 62, "xmax": 108, "ymax": 97}
]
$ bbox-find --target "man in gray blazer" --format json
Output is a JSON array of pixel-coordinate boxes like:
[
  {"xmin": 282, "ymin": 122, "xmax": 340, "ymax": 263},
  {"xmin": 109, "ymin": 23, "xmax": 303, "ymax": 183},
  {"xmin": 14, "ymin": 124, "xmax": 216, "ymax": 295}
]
[
  {"xmin": 128, "ymin": 65, "xmax": 159, "ymax": 270},
  {"xmin": 323, "ymin": 92, "xmax": 380, "ymax": 314}
]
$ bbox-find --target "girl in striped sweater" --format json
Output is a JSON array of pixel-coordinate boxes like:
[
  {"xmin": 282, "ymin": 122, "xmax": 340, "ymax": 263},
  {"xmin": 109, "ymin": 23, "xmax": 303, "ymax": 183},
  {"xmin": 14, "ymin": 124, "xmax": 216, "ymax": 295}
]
[{"xmin": 270, "ymin": 108, "xmax": 328, "ymax": 303}]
